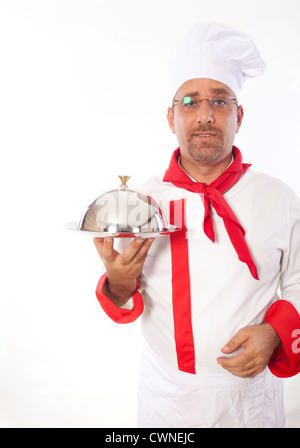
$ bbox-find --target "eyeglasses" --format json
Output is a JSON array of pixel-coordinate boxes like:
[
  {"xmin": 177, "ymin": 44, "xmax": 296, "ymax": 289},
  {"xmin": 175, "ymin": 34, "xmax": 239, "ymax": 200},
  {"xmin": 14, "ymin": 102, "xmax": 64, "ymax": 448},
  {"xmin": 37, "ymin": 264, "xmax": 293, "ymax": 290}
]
[{"xmin": 172, "ymin": 96, "xmax": 238, "ymax": 113}]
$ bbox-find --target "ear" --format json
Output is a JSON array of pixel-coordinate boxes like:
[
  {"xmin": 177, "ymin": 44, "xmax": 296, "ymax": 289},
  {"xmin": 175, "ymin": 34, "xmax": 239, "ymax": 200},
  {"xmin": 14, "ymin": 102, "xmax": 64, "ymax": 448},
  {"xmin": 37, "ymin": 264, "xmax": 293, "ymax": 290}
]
[
  {"xmin": 236, "ymin": 105, "xmax": 244, "ymax": 133},
  {"xmin": 167, "ymin": 107, "xmax": 176, "ymax": 134}
]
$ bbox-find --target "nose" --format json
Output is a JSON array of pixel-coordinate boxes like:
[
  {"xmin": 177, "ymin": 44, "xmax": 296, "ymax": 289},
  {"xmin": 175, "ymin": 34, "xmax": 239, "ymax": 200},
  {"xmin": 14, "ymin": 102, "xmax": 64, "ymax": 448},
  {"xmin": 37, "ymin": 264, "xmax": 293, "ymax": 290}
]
[{"xmin": 196, "ymin": 100, "xmax": 214, "ymax": 125}]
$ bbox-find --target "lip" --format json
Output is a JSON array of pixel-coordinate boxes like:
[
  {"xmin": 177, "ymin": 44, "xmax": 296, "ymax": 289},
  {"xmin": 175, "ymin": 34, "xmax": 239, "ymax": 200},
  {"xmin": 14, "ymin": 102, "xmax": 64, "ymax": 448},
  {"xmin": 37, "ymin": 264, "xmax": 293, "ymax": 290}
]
[{"xmin": 193, "ymin": 132, "xmax": 217, "ymax": 139}]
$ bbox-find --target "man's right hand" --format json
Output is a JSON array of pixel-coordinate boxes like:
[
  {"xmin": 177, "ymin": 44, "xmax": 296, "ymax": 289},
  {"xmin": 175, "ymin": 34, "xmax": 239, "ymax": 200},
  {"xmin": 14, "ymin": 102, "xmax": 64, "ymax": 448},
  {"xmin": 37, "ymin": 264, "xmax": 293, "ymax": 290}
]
[{"xmin": 93, "ymin": 237, "xmax": 155, "ymax": 307}]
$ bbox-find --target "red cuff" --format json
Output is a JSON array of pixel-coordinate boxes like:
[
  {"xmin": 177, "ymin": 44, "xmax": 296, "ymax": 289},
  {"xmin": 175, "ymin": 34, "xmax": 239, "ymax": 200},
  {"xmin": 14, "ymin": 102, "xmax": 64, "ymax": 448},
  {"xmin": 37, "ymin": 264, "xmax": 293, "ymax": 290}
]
[
  {"xmin": 265, "ymin": 300, "xmax": 300, "ymax": 378},
  {"xmin": 95, "ymin": 273, "xmax": 144, "ymax": 324}
]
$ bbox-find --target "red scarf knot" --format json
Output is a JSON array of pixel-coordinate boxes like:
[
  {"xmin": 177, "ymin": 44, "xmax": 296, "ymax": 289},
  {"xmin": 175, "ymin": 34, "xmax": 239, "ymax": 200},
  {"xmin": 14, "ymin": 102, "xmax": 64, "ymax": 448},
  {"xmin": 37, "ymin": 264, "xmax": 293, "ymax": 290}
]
[{"xmin": 163, "ymin": 146, "xmax": 259, "ymax": 280}]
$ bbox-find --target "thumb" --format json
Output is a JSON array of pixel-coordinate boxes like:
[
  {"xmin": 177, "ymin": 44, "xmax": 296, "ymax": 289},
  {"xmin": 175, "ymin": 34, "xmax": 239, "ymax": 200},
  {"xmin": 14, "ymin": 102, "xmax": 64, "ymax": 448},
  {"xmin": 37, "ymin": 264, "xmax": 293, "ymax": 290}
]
[{"xmin": 221, "ymin": 328, "xmax": 247, "ymax": 354}]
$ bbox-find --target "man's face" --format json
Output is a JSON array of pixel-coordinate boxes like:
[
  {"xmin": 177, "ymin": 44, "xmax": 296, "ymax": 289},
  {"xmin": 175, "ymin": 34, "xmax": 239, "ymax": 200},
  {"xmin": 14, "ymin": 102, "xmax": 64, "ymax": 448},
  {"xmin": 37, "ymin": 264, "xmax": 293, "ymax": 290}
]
[{"xmin": 167, "ymin": 78, "xmax": 244, "ymax": 165}]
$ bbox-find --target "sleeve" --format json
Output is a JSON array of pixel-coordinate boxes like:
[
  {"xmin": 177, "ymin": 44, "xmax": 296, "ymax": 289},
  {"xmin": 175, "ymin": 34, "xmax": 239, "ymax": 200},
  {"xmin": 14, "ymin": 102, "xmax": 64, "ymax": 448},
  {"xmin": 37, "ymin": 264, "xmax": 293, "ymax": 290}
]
[
  {"xmin": 265, "ymin": 300, "xmax": 300, "ymax": 378},
  {"xmin": 94, "ymin": 237, "xmax": 144, "ymax": 323},
  {"xmin": 95, "ymin": 273, "xmax": 144, "ymax": 324},
  {"xmin": 265, "ymin": 191, "xmax": 300, "ymax": 378}
]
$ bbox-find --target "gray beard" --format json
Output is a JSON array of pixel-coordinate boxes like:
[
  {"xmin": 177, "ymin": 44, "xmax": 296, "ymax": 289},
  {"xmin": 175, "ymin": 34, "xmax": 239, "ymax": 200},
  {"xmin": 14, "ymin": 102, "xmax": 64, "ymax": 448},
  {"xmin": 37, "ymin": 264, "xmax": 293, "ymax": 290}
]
[
  {"xmin": 187, "ymin": 140, "xmax": 224, "ymax": 164},
  {"xmin": 186, "ymin": 126, "xmax": 225, "ymax": 164}
]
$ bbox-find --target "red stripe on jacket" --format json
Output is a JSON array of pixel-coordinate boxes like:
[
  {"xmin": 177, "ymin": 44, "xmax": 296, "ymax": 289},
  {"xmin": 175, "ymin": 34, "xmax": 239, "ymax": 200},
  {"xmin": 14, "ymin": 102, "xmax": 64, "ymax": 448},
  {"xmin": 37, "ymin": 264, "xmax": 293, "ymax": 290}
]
[{"xmin": 169, "ymin": 199, "xmax": 196, "ymax": 374}]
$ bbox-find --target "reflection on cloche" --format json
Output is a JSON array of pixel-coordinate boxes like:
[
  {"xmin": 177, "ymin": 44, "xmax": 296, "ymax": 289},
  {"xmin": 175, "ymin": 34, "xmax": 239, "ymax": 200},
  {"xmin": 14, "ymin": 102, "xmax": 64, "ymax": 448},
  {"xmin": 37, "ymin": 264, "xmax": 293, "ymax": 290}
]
[{"xmin": 66, "ymin": 176, "xmax": 179, "ymax": 237}]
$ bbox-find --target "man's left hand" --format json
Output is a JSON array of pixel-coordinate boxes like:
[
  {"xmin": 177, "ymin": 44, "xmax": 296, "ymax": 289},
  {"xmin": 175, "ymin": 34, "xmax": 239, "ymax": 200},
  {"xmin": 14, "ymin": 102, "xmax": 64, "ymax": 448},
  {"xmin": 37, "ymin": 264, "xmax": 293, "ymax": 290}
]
[{"xmin": 217, "ymin": 323, "xmax": 281, "ymax": 378}]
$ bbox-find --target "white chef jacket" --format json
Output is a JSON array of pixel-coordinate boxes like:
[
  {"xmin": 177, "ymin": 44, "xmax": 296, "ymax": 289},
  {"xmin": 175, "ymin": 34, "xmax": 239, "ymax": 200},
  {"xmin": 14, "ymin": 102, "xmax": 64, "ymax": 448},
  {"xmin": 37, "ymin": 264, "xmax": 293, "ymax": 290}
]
[{"xmin": 95, "ymin": 162, "xmax": 300, "ymax": 427}]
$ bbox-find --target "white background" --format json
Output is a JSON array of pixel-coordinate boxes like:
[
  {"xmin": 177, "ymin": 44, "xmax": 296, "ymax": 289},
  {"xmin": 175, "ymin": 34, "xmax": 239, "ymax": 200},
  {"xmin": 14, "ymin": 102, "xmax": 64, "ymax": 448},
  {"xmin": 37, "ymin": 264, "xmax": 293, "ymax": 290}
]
[{"xmin": 0, "ymin": 0, "xmax": 299, "ymax": 428}]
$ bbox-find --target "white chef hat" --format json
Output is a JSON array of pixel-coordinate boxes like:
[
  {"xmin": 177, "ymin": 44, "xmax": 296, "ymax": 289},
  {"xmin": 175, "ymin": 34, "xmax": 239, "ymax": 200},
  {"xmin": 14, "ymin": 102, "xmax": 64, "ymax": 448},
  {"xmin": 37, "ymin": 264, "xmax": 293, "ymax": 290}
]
[{"xmin": 169, "ymin": 22, "xmax": 266, "ymax": 99}]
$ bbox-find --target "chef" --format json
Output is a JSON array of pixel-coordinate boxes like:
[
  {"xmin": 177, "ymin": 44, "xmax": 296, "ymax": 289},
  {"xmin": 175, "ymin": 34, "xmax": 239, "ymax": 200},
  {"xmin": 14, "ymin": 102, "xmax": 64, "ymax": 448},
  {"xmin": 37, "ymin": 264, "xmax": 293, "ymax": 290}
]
[{"xmin": 93, "ymin": 23, "xmax": 300, "ymax": 428}]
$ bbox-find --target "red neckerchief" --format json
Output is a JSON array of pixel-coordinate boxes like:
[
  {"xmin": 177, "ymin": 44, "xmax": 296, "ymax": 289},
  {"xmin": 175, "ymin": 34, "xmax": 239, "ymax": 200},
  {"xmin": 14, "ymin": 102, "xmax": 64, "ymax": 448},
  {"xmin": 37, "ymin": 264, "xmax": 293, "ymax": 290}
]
[{"xmin": 163, "ymin": 146, "xmax": 259, "ymax": 280}]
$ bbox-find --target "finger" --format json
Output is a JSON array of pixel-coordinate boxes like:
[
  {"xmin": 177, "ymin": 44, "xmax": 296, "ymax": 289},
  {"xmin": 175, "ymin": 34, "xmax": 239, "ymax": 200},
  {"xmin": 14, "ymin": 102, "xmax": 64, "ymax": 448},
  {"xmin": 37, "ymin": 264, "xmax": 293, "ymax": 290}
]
[
  {"xmin": 217, "ymin": 358, "xmax": 252, "ymax": 377},
  {"xmin": 224, "ymin": 364, "xmax": 262, "ymax": 379},
  {"xmin": 93, "ymin": 237, "xmax": 104, "ymax": 257},
  {"xmin": 221, "ymin": 328, "xmax": 248, "ymax": 354},
  {"xmin": 221, "ymin": 367, "xmax": 256, "ymax": 379},
  {"xmin": 217, "ymin": 349, "xmax": 252, "ymax": 370},
  {"xmin": 102, "ymin": 237, "xmax": 118, "ymax": 261},
  {"xmin": 122, "ymin": 238, "xmax": 155, "ymax": 264},
  {"xmin": 134, "ymin": 238, "xmax": 155, "ymax": 262}
]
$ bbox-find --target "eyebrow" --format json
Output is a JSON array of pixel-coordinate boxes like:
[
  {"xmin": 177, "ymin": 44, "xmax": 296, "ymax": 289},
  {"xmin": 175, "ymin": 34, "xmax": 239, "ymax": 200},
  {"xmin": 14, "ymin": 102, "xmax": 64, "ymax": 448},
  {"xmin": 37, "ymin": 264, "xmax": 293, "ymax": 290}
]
[
  {"xmin": 181, "ymin": 88, "xmax": 233, "ymax": 98},
  {"xmin": 209, "ymin": 88, "xmax": 233, "ymax": 97},
  {"xmin": 181, "ymin": 91, "xmax": 200, "ymax": 98}
]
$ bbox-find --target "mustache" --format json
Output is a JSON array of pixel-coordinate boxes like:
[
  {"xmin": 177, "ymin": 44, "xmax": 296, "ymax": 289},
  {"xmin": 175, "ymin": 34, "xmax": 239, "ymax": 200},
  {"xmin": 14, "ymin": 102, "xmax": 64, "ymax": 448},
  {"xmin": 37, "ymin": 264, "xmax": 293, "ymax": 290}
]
[{"xmin": 188, "ymin": 126, "xmax": 223, "ymax": 136}]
